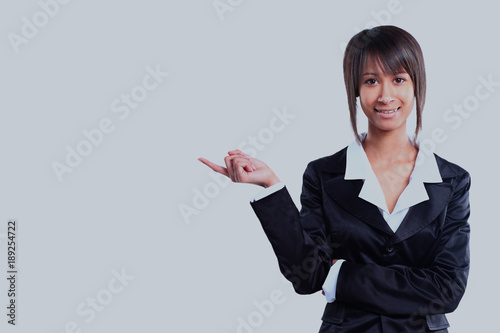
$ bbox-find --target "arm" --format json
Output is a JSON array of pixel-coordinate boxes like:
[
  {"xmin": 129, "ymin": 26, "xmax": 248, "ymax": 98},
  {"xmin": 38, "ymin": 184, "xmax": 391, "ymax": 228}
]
[
  {"xmin": 199, "ymin": 151, "xmax": 336, "ymax": 294},
  {"xmin": 250, "ymin": 162, "xmax": 334, "ymax": 294},
  {"xmin": 198, "ymin": 150, "xmax": 332, "ymax": 292},
  {"xmin": 335, "ymin": 172, "xmax": 471, "ymax": 315},
  {"xmin": 251, "ymin": 182, "xmax": 285, "ymax": 202}
]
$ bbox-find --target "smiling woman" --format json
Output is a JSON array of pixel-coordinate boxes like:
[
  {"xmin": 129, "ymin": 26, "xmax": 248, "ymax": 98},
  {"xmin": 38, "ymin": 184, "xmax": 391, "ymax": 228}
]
[
  {"xmin": 343, "ymin": 25, "xmax": 426, "ymax": 145},
  {"xmin": 359, "ymin": 65, "xmax": 414, "ymax": 132},
  {"xmin": 198, "ymin": 25, "xmax": 471, "ymax": 333}
]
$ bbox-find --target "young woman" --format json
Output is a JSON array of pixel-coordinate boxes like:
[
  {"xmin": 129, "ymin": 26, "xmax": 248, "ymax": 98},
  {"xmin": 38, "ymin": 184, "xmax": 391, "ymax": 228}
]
[{"xmin": 198, "ymin": 25, "xmax": 470, "ymax": 333}]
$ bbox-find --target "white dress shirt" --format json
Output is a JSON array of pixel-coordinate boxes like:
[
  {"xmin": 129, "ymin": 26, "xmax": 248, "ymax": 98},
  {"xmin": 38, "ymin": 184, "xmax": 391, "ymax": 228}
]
[{"xmin": 250, "ymin": 132, "xmax": 443, "ymax": 303}]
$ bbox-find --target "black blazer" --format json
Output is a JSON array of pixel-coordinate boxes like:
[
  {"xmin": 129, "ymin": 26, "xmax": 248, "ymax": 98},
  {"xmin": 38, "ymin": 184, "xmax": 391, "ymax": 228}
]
[{"xmin": 250, "ymin": 147, "xmax": 471, "ymax": 333}]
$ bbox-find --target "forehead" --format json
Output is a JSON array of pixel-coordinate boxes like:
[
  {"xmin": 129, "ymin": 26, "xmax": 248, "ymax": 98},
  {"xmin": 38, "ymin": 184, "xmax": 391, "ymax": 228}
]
[{"xmin": 360, "ymin": 54, "xmax": 407, "ymax": 76}]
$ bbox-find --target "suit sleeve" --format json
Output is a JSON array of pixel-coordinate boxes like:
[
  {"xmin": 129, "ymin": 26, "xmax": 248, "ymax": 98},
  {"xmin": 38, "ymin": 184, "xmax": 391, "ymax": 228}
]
[
  {"xmin": 251, "ymin": 182, "xmax": 285, "ymax": 202},
  {"xmin": 250, "ymin": 162, "xmax": 333, "ymax": 294},
  {"xmin": 335, "ymin": 171, "xmax": 471, "ymax": 316}
]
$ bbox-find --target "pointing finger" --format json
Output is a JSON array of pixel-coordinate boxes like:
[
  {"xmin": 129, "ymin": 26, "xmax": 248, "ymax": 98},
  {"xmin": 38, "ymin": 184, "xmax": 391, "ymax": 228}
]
[{"xmin": 198, "ymin": 157, "xmax": 229, "ymax": 177}]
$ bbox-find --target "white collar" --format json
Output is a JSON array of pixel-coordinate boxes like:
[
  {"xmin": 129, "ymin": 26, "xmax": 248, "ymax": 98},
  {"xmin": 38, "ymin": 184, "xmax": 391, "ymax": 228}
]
[{"xmin": 344, "ymin": 132, "xmax": 442, "ymax": 214}]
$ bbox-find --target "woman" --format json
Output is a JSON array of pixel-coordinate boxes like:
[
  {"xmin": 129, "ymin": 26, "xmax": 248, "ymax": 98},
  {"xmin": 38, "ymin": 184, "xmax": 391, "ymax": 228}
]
[{"xmin": 198, "ymin": 25, "xmax": 470, "ymax": 332}]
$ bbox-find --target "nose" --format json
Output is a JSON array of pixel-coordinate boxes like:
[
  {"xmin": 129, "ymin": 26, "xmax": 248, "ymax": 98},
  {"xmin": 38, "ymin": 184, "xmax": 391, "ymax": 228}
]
[{"xmin": 378, "ymin": 82, "xmax": 395, "ymax": 104}]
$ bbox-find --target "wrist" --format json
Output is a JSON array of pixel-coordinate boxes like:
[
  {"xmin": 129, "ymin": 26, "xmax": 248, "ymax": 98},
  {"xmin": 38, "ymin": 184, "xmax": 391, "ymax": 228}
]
[{"xmin": 263, "ymin": 175, "xmax": 280, "ymax": 188}]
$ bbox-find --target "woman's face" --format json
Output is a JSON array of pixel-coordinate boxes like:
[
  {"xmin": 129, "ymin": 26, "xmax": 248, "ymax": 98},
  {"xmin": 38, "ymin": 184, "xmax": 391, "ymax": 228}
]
[{"xmin": 358, "ymin": 60, "xmax": 415, "ymax": 134}]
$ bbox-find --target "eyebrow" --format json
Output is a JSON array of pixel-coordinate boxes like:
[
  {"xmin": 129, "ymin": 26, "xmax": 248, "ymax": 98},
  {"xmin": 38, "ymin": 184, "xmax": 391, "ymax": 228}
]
[{"xmin": 362, "ymin": 72, "xmax": 408, "ymax": 76}]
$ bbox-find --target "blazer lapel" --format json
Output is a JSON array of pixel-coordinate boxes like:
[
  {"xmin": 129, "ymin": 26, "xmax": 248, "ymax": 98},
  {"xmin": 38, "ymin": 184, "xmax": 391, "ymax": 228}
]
[
  {"xmin": 389, "ymin": 183, "xmax": 453, "ymax": 244},
  {"xmin": 324, "ymin": 177, "xmax": 394, "ymax": 235},
  {"xmin": 320, "ymin": 149, "xmax": 456, "ymax": 242},
  {"xmin": 320, "ymin": 148, "xmax": 393, "ymax": 235},
  {"xmin": 389, "ymin": 158, "xmax": 456, "ymax": 244}
]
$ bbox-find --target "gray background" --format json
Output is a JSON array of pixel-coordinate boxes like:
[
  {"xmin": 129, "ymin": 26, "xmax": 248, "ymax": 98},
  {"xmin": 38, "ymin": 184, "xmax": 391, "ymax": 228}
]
[{"xmin": 0, "ymin": 0, "xmax": 498, "ymax": 332}]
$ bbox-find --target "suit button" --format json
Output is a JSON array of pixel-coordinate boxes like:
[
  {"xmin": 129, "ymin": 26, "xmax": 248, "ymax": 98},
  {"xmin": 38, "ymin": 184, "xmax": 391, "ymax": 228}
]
[{"xmin": 386, "ymin": 247, "xmax": 394, "ymax": 253}]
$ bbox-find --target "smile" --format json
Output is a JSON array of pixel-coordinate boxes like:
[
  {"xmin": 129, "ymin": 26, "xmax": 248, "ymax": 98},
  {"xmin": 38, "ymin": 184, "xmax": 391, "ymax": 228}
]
[{"xmin": 375, "ymin": 106, "xmax": 400, "ymax": 114}]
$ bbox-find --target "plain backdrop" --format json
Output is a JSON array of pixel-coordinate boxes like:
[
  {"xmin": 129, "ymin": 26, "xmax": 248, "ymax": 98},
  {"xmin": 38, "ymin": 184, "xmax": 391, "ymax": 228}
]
[{"xmin": 0, "ymin": 0, "xmax": 498, "ymax": 332}]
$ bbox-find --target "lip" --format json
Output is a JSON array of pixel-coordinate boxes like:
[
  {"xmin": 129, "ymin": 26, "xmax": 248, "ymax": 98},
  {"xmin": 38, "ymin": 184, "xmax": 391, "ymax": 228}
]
[{"xmin": 375, "ymin": 106, "xmax": 401, "ymax": 118}]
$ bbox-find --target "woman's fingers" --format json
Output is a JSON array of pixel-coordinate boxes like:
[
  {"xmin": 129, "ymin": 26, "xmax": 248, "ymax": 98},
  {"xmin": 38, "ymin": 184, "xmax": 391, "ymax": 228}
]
[
  {"xmin": 219, "ymin": 155, "xmax": 251, "ymax": 183},
  {"xmin": 223, "ymin": 155, "xmax": 236, "ymax": 182},
  {"xmin": 228, "ymin": 150, "xmax": 257, "ymax": 170},
  {"xmin": 232, "ymin": 157, "xmax": 253, "ymax": 182},
  {"xmin": 227, "ymin": 149, "xmax": 246, "ymax": 156},
  {"xmin": 197, "ymin": 157, "xmax": 229, "ymax": 177},
  {"xmin": 199, "ymin": 152, "xmax": 259, "ymax": 184}
]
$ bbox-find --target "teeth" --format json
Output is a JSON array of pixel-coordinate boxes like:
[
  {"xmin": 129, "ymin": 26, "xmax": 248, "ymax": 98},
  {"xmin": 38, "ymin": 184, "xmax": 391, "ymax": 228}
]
[{"xmin": 376, "ymin": 107, "xmax": 399, "ymax": 114}]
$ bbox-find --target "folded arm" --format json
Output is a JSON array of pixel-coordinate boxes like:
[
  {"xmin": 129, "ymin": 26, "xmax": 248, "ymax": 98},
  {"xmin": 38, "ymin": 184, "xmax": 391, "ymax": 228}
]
[{"xmin": 335, "ymin": 172, "xmax": 471, "ymax": 315}]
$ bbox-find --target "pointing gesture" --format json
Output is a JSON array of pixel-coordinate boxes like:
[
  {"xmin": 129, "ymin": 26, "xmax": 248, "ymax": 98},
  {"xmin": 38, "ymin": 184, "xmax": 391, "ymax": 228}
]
[{"xmin": 198, "ymin": 149, "xmax": 280, "ymax": 188}]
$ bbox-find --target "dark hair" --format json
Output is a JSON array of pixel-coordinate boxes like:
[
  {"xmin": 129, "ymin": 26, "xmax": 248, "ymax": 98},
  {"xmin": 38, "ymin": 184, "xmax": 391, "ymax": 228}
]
[{"xmin": 343, "ymin": 25, "xmax": 426, "ymax": 144}]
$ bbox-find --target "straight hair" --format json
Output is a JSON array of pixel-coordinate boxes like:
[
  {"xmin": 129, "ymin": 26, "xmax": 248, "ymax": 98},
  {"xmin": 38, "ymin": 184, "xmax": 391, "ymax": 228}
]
[{"xmin": 343, "ymin": 25, "xmax": 426, "ymax": 144}]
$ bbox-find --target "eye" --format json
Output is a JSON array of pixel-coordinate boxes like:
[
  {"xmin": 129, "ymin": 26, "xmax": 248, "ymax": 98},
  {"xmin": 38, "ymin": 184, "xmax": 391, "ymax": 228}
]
[
  {"xmin": 365, "ymin": 78, "xmax": 377, "ymax": 85},
  {"xmin": 394, "ymin": 77, "xmax": 406, "ymax": 84}
]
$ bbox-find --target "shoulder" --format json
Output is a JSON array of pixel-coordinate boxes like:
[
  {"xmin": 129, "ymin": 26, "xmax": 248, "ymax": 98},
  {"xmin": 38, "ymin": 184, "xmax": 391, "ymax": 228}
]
[
  {"xmin": 304, "ymin": 147, "xmax": 348, "ymax": 176},
  {"xmin": 433, "ymin": 153, "xmax": 471, "ymax": 189}
]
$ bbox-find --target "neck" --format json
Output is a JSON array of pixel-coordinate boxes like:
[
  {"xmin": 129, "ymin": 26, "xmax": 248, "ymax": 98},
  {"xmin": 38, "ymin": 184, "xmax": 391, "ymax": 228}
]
[{"xmin": 362, "ymin": 126, "xmax": 416, "ymax": 162}]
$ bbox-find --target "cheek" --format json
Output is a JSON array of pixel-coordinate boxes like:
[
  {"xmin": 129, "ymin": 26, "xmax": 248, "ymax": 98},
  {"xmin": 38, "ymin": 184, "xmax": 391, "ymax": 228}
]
[
  {"xmin": 401, "ymin": 86, "xmax": 414, "ymax": 102},
  {"xmin": 359, "ymin": 88, "xmax": 376, "ymax": 106}
]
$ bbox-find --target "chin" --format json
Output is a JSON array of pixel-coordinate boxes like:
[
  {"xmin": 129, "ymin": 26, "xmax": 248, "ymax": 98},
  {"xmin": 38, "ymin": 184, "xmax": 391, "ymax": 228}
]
[{"xmin": 369, "ymin": 121, "xmax": 406, "ymax": 132}]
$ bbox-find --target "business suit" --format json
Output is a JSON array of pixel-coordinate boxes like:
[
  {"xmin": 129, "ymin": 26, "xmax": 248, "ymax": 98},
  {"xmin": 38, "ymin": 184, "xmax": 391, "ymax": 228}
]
[{"xmin": 250, "ymin": 147, "xmax": 471, "ymax": 332}]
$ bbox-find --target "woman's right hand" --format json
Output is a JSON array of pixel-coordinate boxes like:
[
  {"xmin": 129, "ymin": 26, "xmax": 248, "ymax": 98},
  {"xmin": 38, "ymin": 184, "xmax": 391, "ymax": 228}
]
[{"xmin": 198, "ymin": 149, "xmax": 280, "ymax": 188}]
